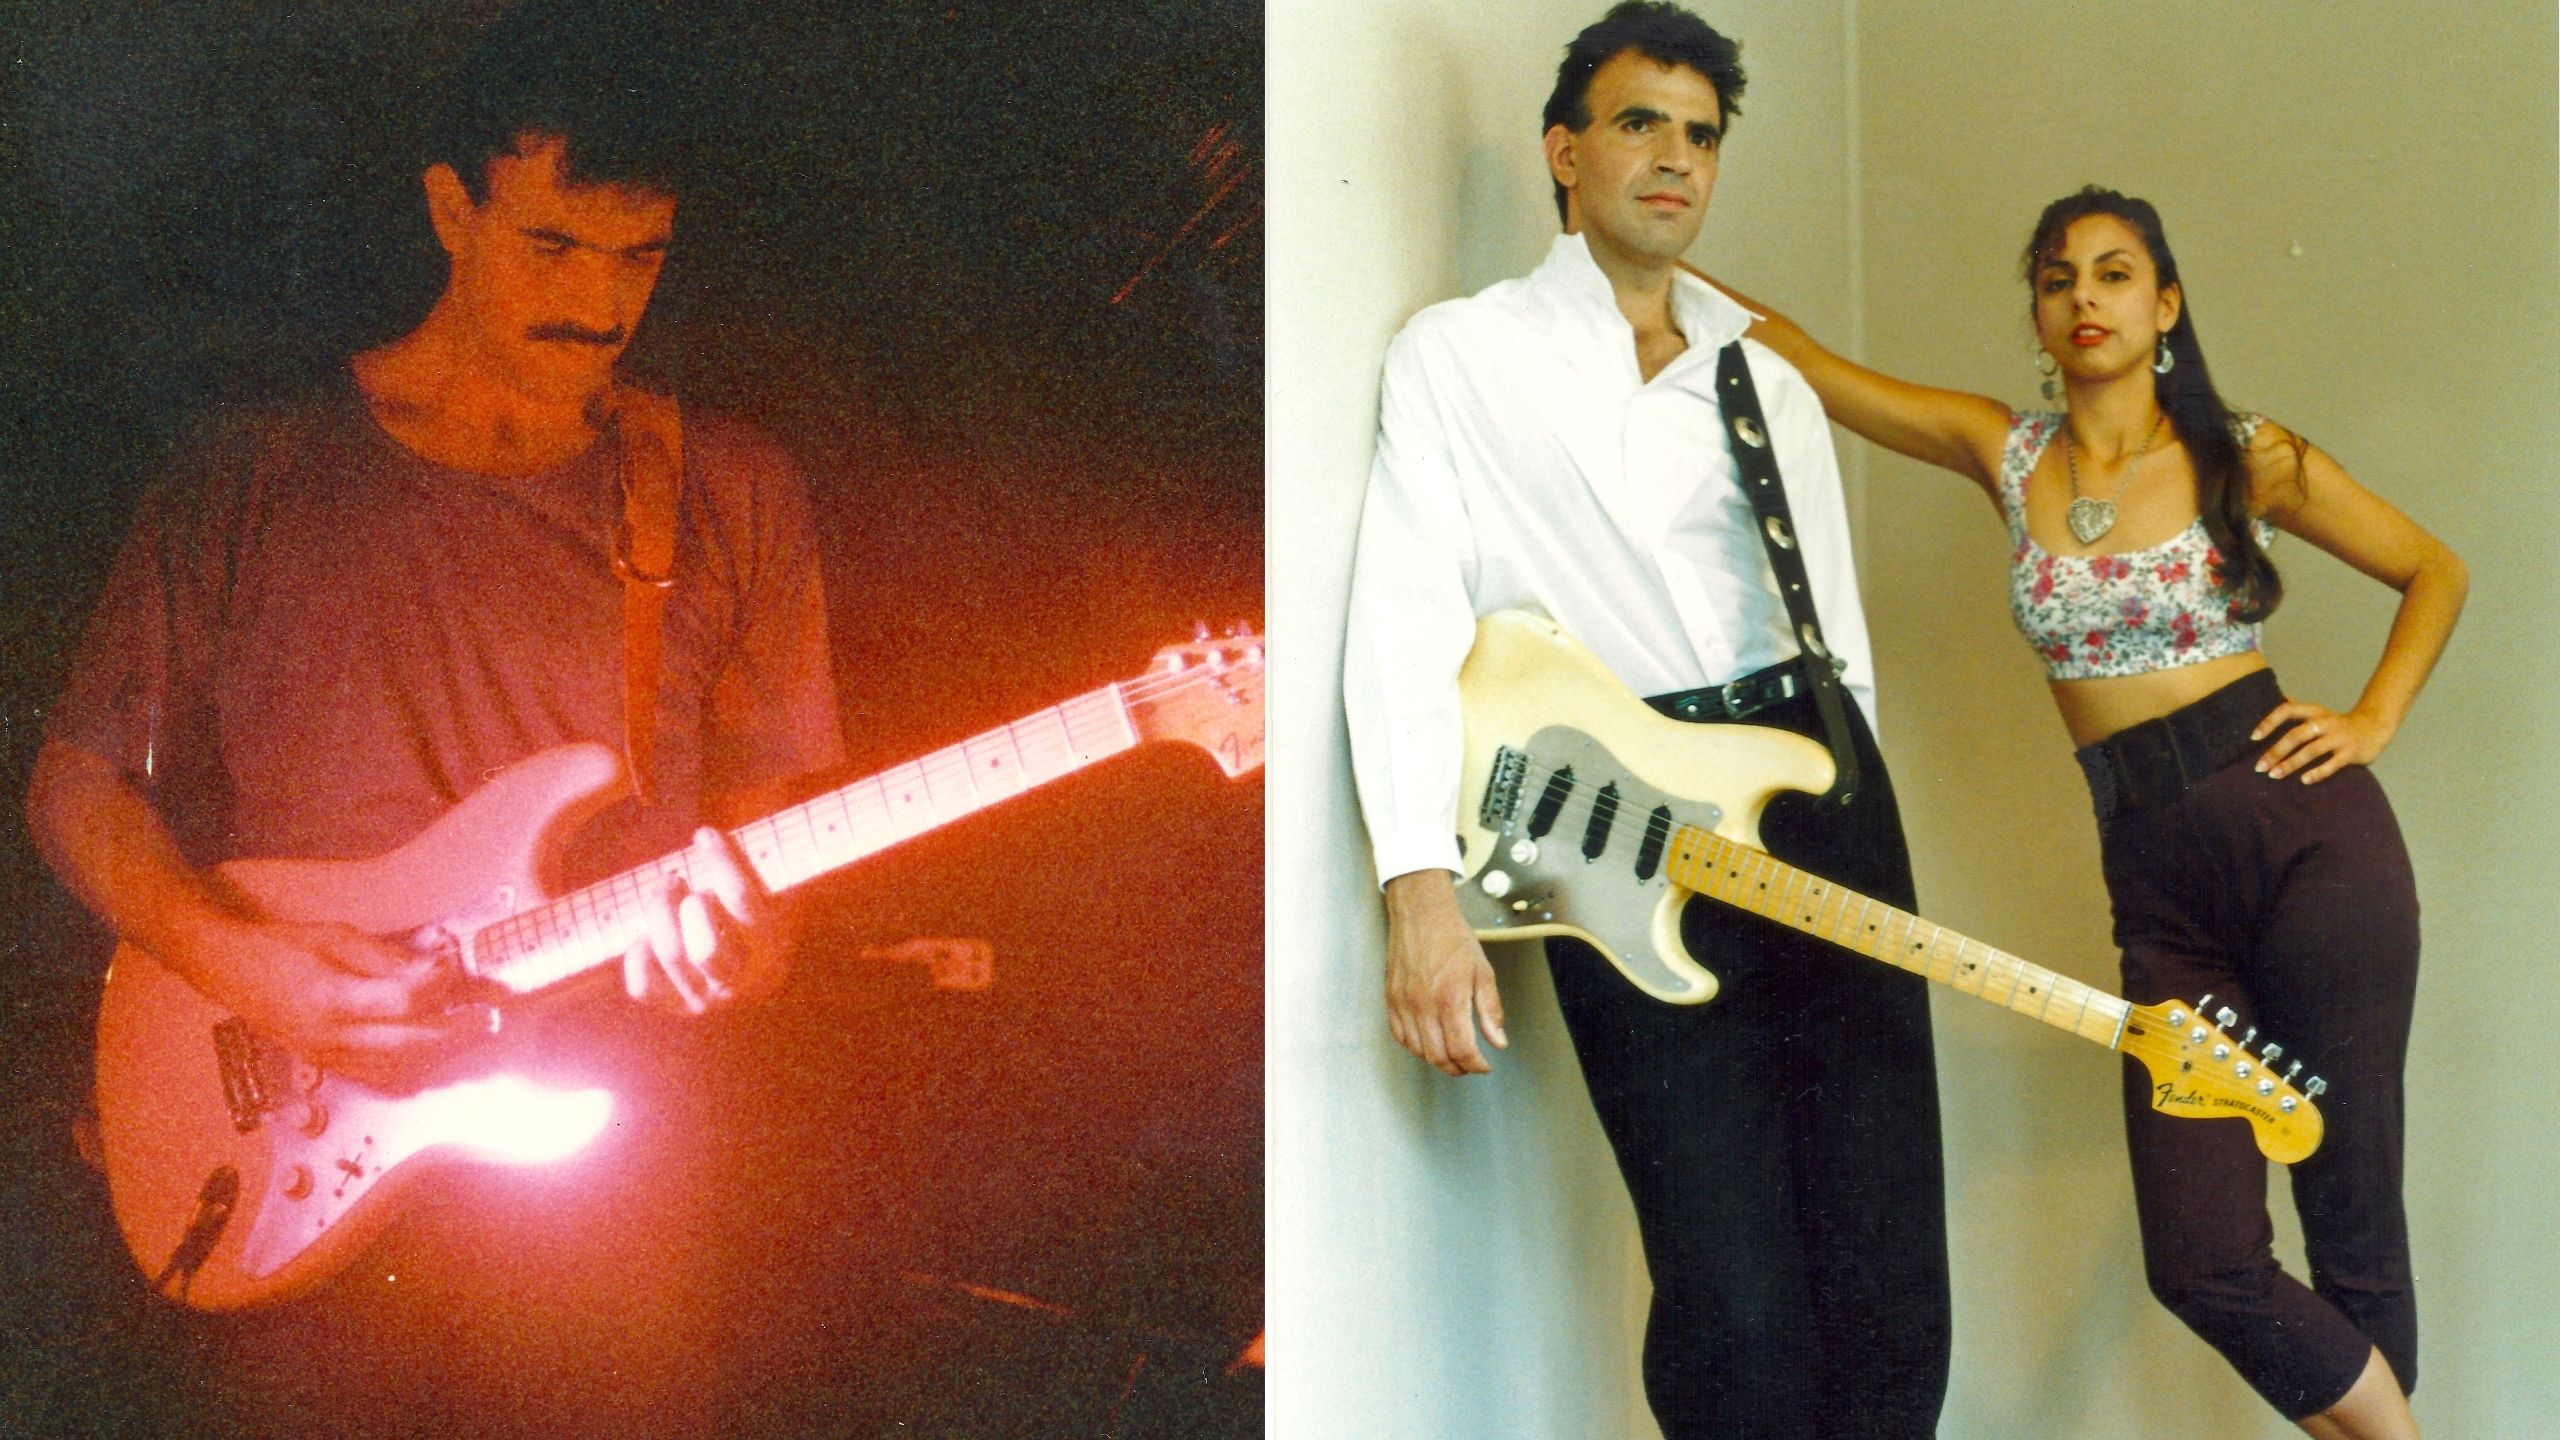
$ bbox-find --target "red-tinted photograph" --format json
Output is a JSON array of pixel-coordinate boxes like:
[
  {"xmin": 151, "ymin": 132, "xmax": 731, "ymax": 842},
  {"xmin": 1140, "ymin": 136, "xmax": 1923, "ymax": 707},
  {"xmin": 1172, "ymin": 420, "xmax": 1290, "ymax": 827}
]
[{"xmin": 0, "ymin": 4, "xmax": 1261, "ymax": 1436}]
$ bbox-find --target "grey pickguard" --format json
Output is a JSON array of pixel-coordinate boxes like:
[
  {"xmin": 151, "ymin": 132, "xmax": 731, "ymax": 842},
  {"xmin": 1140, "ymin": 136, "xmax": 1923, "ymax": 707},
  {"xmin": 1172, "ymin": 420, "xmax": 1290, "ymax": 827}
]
[{"xmin": 1455, "ymin": 726, "xmax": 1723, "ymax": 1002}]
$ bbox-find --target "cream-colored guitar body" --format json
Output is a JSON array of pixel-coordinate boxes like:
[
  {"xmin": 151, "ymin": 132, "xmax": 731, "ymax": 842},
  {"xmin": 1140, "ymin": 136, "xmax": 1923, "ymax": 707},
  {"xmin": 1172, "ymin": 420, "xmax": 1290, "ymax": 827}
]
[
  {"xmin": 1454, "ymin": 610, "xmax": 1832, "ymax": 1003},
  {"xmin": 1448, "ymin": 611, "xmax": 2328, "ymax": 1164}
]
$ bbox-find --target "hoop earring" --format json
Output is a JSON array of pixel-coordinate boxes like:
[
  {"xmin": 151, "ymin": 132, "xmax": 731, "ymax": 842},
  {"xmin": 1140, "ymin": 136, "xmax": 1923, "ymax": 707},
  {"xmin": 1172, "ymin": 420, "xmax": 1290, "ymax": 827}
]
[
  {"xmin": 2154, "ymin": 338, "xmax": 2174, "ymax": 375},
  {"xmin": 2036, "ymin": 349, "xmax": 2059, "ymax": 403}
]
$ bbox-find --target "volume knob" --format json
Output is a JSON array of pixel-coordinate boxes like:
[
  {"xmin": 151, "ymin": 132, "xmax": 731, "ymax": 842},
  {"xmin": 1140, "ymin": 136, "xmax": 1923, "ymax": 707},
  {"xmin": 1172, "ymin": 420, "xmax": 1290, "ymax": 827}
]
[{"xmin": 1480, "ymin": 870, "xmax": 1514, "ymax": 899}]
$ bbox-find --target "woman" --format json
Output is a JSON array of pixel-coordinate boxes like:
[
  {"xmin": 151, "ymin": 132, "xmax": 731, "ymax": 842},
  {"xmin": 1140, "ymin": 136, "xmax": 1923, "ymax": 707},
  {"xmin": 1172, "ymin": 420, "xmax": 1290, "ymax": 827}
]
[{"xmin": 1709, "ymin": 187, "xmax": 2463, "ymax": 1440}]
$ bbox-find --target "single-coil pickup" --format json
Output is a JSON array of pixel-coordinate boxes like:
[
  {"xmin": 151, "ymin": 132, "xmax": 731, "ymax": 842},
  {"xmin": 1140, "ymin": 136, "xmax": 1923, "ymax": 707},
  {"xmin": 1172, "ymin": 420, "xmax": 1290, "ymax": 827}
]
[
  {"xmin": 1582, "ymin": 781, "xmax": 1620, "ymax": 862},
  {"xmin": 1634, "ymin": 804, "xmax": 1673, "ymax": 881},
  {"xmin": 1528, "ymin": 765, "xmax": 1574, "ymax": 838}
]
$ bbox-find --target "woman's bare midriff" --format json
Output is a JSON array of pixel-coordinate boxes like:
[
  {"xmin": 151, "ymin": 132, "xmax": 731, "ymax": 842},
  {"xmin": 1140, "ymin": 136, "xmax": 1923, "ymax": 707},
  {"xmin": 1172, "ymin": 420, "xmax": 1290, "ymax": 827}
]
[{"xmin": 2049, "ymin": 650, "xmax": 2273, "ymax": 749}]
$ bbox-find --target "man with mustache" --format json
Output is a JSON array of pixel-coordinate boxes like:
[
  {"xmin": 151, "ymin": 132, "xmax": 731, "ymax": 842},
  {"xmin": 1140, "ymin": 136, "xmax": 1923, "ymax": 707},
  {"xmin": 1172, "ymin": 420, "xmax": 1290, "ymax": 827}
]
[
  {"xmin": 1341, "ymin": 5, "xmax": 1950, "ymax": 1436},
  {"xmin": 24, "ymin": 4, "xmax": 840, "ymax": 1434}
]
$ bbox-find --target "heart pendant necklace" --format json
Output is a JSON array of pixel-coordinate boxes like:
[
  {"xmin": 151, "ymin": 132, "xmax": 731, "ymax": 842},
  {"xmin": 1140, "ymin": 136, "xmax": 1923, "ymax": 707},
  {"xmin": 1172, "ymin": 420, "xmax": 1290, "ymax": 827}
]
[{"xmin": 2063, "ymin": 413, "xmax": 2166, "ymax": 545}]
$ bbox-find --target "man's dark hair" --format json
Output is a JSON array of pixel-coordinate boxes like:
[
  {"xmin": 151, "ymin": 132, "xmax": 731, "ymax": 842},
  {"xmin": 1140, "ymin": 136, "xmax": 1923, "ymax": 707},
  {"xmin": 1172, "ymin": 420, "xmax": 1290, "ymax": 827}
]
[
  {"xmin": 426, "ymin": 0, "xmax": 706, "ymax": 202},
  {"xmin": 1541, "ymin": 3, "xmax": 1745, "ymax": 225}
]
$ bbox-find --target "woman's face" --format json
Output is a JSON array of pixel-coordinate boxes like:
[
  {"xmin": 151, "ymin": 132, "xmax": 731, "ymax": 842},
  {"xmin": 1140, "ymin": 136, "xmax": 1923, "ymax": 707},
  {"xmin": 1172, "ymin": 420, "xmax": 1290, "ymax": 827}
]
[{"xmin": 2031, "ymin": 213, "xmax": 2182, "ymax": 385}]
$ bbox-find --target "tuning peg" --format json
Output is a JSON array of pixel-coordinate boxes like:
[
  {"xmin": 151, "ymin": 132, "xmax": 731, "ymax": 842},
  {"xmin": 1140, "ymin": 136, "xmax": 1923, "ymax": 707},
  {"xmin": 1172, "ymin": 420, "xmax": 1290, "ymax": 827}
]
[
  {"xmin": 2260, "ymin": 1042, "xmax": 2283, "ymax": 1065},
  {"xmin": 2239, "ymin": 1025, "xmax": 2257, "ymax": 1049},
  {"xmin": 2196, "ymin": 993, "xmax": 2214, "ymax": 1013},
  {"xmin": 2304, "ymin": 1076, "xmax": 2328, "ymax": 1100},
  {"xmin": 1194, "ymin": 620, "xmax": 1211, "ymax": 641},
  {"xmin": 2215, "ymin": 1006, "xmax": 2239, "ymax": 1029},
  {"xmin": 2283, "ymin": 1060, "xmax": 2303, "ymax": 1087}
]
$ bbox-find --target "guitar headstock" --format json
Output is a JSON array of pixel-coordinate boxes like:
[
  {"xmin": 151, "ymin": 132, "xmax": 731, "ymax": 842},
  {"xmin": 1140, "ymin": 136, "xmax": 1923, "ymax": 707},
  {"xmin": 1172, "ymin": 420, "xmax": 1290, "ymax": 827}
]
[
  {"xmin": 2121, "ymin": 995, "xmax": 2325, "ymax": 1165},
  {"xmin": 1125, "ymin": 624, "xmax": 1264, "ymax": 778}
]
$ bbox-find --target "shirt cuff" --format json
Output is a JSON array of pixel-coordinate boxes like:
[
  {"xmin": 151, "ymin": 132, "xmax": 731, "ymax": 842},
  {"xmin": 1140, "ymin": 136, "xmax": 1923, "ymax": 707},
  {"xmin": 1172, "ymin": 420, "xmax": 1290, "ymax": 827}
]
[{"xmin": 1370, "ymin": 833, "xmax": 1465, "ymax": 892}]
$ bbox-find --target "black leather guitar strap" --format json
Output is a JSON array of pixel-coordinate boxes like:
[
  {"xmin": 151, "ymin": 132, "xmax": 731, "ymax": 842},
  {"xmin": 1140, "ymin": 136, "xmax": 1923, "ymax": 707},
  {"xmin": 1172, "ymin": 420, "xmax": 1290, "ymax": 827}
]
[{"xmin": 1714, "ymin": 341, "xmax": 1862, "ymax": 812}]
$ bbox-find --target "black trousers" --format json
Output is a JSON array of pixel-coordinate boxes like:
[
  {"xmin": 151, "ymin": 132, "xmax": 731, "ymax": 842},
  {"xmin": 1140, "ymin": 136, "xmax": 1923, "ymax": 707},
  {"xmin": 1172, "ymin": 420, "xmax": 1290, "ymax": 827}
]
[
  {"xmin": 1546, "ymin": 687, "xmax": 1950, "ymax": 1440},
  {"xmin": 2093, "ymin": 672, "xmax": 2420, "ymax": 1420}
]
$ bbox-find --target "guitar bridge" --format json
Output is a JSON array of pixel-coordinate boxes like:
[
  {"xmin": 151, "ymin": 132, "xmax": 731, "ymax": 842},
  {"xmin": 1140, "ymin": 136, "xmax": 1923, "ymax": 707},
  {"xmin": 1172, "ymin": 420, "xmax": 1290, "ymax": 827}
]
[{"xmin": 1480, "ymin": 746, "xmax": 1528, "ymax": 829}]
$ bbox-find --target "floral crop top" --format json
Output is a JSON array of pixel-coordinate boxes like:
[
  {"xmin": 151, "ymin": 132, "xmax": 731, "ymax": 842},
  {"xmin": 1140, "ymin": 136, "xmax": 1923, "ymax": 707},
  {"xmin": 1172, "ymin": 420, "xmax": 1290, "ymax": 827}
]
[{"xmin": 2003, "ymin": 410, "xmax": 2276, "ymax": 681}]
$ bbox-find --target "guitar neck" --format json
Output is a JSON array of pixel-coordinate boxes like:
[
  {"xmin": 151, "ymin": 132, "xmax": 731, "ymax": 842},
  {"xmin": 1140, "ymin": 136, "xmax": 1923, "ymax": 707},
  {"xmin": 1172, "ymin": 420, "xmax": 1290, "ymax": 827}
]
[
  {"xmin": 1664, "ymin": 824, "xmax": 2131, "ymax": 1050},
  {"xmin": 467, "ymin": 683, "xmax": 1142, "ymax": 993}
]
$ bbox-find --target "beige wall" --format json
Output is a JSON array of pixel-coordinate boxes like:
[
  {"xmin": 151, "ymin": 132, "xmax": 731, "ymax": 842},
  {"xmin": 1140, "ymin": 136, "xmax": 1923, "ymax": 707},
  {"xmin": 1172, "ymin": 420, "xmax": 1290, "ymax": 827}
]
[
  {"xmin": 1273, "ymin": 2, "xmax": 2560, "ymax": 1435},
  {"xmin": 1838, "ymin": 4, "xmax": 2559, "ymax": 1436}
]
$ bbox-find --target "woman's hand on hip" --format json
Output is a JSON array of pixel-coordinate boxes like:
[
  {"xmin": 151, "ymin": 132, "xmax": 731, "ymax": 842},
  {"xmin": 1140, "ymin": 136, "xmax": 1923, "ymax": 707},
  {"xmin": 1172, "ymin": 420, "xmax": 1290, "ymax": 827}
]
[{"xmin": 2252, "ymin": 698, "xmax": 2393, "ymax": 783}]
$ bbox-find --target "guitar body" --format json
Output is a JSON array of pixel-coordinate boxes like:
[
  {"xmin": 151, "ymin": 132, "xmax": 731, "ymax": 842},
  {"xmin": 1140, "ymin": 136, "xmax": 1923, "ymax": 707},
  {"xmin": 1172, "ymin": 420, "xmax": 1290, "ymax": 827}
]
[
  {"xmin": 1454, "ymin": 610, "xmax": 1833, "ymax": 1003},
  {"xmin": 90, "ymin": 629, "xmax": 1267, "ymax": 1309},
  {"xmin": 95, "ymin": 743, "xmax": 630, "ymax": 1310}
]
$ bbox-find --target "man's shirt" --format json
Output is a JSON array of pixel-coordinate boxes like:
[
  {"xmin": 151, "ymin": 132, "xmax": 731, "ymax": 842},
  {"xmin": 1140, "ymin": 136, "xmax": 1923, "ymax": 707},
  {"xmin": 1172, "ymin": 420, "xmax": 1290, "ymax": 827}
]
[
  {"xmin": 1343, "ymin": 232, "xmax": 1876, "ymax": 886},
  {"xmin": 48, "ymin": 385, "xmax": 844, "ymax": 877}
]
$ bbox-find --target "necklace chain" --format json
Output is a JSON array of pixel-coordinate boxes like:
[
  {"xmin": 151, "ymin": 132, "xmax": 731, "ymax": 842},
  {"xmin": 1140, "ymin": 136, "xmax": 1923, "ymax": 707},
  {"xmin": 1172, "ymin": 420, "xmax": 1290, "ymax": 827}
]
[{"xmin": 2061, "ymin": 413, "xmax": 2166, "ymax": 545}]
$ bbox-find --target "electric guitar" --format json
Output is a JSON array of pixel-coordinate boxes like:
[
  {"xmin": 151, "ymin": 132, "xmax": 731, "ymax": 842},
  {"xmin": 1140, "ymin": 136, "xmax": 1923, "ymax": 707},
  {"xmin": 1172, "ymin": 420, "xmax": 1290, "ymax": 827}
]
[
  {"xmin": 94, "ymin": 631, "xmax": 1264, "ymax": 1310},
  {"xmin": 1451, "ymin": 611, "xmax": 2323, "ymax": 1164}
]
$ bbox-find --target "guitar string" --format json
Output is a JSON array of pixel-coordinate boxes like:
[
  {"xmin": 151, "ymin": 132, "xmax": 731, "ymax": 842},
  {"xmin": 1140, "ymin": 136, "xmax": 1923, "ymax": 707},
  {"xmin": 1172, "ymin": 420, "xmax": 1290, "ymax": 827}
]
[
  {"xmin": 1484, "ymin": 748, "xmax": 2132, "ymax": 1039},
  {"xmin": 470, "ymin": 657, "xmax": 1258, "ymax": 978},
  {"xmin": 1482, "ymin": 748, "xmax": 2308, "ymax": 1110}
]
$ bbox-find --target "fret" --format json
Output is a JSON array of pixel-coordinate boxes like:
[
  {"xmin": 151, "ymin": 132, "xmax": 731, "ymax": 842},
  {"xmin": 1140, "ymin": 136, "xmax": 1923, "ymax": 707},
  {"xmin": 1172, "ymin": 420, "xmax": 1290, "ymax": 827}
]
[
  {"xmin": 961, "ymin": 726, "xmax": 1032, "ymax": 805},
  {"xmin": 876, "ymin": 761, "xmax": 937, "ymax": 837},
  {"xmin": 918, "ymin": 744, "xmax": 976, "ymax": 819},
  {"xmin": 1924, "ymin": 925, "xmax": 1965, "ymax": 990},
  {"xmin": 1663, "ymin": 824, "xmax": 2137, "ymax": 1052},
  {"xmin": 1060, "ymin": 687, "xmax": 1139, "ymax": 763},
  {"xmin": 836, "ymin": 776, "xmax": 899, "ymax": 855},
  {"xmin": 1012, "ymin": 704, "xmax": 1081, "ymax": 785},
  {"xmin": 1935, "ymin": 933, "xmax": 1979, "ymax": 995},
  {"xmin": 797, "ymin": 789, "xmax": 860, "ymax": 871},
  {"xmin": 733, "ymin": 811, "xmax": 794, "ymax": 891}
]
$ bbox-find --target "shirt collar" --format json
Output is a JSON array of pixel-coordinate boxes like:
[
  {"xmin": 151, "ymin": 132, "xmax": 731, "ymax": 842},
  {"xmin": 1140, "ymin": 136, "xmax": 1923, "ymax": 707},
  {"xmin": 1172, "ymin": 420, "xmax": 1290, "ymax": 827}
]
[{"xmin": 1529, "ymin": 231, "xmax": 1754, "ymax": 360}]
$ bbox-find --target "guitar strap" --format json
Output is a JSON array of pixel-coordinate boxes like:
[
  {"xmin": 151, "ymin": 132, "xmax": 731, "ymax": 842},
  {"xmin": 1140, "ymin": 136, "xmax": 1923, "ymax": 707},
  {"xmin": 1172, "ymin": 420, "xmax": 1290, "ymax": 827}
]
[
  {"xmin": 1713, "ymin": 341, "xmax": 1862, "ymax": 812},
  {"xmin": 612, "ymin": 386, "xmax": 682, "ymax": 805}
]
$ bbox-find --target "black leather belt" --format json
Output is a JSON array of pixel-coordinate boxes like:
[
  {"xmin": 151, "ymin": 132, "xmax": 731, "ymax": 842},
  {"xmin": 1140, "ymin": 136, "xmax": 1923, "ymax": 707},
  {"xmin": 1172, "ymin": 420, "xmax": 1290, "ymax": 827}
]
[
  {"xmin": 1647, "ymin": 659, "xmax": 1805, "ymax": 724},
  {"xmin": 2076, "ymin": 669, "xmax": 2285, "ymax": 822}
]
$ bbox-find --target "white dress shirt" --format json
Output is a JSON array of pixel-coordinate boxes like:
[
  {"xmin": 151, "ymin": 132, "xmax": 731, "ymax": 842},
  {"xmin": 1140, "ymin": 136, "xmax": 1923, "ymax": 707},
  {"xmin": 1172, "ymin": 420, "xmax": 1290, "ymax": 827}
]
[{"xmin": 1343, "ymin": 232, "xmax": 1877, "ymax": 887}]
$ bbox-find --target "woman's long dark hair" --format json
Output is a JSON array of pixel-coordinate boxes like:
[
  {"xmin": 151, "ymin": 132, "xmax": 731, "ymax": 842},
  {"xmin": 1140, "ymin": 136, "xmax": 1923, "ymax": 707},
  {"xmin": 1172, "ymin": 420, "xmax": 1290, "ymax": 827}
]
[{"xmin": 2023, "ymin": 186, "xmax": 2281, "ymax": 621}]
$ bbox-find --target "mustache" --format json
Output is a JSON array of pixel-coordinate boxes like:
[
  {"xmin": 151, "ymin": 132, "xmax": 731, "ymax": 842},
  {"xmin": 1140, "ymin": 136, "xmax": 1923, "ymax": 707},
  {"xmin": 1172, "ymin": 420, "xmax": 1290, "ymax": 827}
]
[{"xmin": 525, "ymin": 321, "xmax": 627, "ymax": 347}]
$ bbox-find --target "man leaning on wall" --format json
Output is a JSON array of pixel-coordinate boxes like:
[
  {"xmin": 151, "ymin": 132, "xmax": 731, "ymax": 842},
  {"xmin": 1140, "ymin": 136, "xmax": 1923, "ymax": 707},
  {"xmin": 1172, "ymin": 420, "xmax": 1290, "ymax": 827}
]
[{"xmin": 1340, "ymin": 5, "xmax": 1952, "ymax": 1436}]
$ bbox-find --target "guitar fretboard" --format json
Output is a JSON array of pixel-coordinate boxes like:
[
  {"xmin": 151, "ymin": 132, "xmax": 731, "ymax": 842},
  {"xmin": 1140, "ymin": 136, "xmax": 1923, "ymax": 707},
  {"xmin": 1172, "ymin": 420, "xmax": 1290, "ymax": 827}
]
[
  {"xmin": 1665, "ymin": 824, "xmax": 2131, "ymax": 1049},
  {"xmin": 464, "ymin": 684, "xmax": 1142, "ymax": 993}
]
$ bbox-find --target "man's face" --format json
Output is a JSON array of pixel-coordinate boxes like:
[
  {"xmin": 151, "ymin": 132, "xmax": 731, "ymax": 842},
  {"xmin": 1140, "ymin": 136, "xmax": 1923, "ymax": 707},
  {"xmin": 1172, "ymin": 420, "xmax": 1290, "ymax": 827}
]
[
  {"xmin": 428, "ymin": 135, "xmax": 675, "ymax": 405},
  {"xmin": 1545, "ymin": 50, "xmax": 1722, "ymax": 271}
]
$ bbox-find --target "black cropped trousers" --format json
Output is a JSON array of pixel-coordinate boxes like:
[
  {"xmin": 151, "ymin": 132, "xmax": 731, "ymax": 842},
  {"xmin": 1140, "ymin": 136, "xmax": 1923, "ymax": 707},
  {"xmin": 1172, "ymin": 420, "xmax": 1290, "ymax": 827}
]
[
  {"xmin": 1545, "ymin": 687, "xmax": 1950, "ymax": 1440},
  {"xmin": 2092, "ymin": 673, "xmax": 2421, "ymax": 1420}
]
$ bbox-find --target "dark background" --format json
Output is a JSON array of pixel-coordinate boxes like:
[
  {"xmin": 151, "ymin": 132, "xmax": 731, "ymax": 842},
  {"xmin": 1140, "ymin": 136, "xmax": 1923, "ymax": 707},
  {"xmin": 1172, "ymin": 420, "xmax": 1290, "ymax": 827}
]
[{"xmin": 0, "ymin": 2, "xmax": 1260, "ymax": 1435}]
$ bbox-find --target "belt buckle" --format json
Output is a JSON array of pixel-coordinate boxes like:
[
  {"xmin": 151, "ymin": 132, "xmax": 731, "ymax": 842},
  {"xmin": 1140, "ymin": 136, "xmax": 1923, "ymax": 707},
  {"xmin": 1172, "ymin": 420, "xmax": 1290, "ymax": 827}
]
[{"xmin": 1718, "ymin": 677, "xmax": 1746, "ymax": 719}]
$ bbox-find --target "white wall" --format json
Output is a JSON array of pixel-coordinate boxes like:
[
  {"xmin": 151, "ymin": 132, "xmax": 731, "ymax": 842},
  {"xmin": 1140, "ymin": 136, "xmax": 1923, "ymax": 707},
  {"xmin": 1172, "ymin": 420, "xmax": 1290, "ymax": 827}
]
[
  {"xmin": 1272, "ymin": 3, "xmax": 2560, "ymax": 1436},
  {"xmin": 1269, "ymin": 5, "xmax": 1856, "ymax": 1437}
]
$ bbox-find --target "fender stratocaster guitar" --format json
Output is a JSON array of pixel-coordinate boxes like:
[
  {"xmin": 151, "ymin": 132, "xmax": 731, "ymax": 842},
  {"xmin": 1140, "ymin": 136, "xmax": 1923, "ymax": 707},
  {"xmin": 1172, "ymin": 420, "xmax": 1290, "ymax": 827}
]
[
  {"xmin": 95, "ymin": 631, "xmax": 1264, "ymax": 1310},
  {"xmin": 1451, "ymin": 611, "xmax": 2323, "ymax": 1165}
]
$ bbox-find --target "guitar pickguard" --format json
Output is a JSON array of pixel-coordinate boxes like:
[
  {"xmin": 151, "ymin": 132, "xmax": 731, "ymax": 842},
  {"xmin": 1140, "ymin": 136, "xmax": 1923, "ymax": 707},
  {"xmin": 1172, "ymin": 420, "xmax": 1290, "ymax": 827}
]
[{"xmin": 1456, "ymin": 727, "xmax": 1724, "ymax": 1002}]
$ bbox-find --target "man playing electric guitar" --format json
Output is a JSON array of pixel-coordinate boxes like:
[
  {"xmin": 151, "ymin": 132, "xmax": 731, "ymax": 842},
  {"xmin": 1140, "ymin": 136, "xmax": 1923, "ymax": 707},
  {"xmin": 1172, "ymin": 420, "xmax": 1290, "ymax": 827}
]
[
  {"xmin": 1341, "ymin": 6, "xmax": 1950, "ymax": 1437},
  {"xmin": 27, "ymin": 6, "xmax": 835, "ymax": 1435}
]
